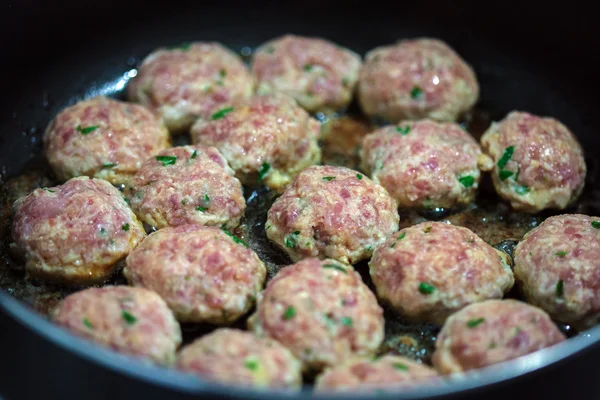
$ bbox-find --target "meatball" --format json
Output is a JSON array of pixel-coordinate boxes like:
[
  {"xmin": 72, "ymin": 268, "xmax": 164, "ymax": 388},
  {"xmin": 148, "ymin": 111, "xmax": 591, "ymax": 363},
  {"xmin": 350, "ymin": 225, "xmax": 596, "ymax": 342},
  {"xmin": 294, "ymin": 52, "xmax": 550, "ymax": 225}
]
[
  {"xmin": 124, "ymin": 145, "xmax": 245, "ymax": 230},
  {"xmin": 514, "ymin": 214, "xmax": 600, "ymax": 330},
  {"xmin": 177, "ymin": 329, "xmax": 302, "ymax": 388},
  {"xmin": 369, "ymin": 222, "xmax": 514, "ymax": 325},
  {"xmin": 360, "ymin": 120, "xmax": 493, "ymax": 208},
  {"xmin": 480, "ymin": 111, "xmax": 586, "ymax": 212},
  {"xmin": 124, "ymin": 225, "xmax": 266, "ymax": 324},
  {"xmin": 43, "ymin": 96, "xmax": 170, "ymax": 185},
  {"xmin": 432, "ymin": 299, "xmax": 566, "ymax": 374},
  {"xmin": 53, "ymin": 286, "xmax": 181, "ymax": 365},
  {"xmin": 127, "ymin": 42, "xmax": 254, "ymax": 133},
  {"xmin": 11, "ymin": 177, "xmax": 145, "ymax": 285},
  {"xmin": 358, "ymin": 38, "xmax": 478, "ymax": 123},
  {"xmin": 266, "ymin": 165, "xmax": 399, "ymax": 264},
  {"xmin": 315, "ymin": 355, "xmax": 438, "ymax": 392},
  {"xmin": 190, "ymin": 94, "xmax": 321, "ymax": 190},
  {"xmin": 252, "ymin": 34, "xmax": 362, "ymax": 113},
  {"xmin": 248, "ymin": 258, "xmax": 384, "ymax": 371}
]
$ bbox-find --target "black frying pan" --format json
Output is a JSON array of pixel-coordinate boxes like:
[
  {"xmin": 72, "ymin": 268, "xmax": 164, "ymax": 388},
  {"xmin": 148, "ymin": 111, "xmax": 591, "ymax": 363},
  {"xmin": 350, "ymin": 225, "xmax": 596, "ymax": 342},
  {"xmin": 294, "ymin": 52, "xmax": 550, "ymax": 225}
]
[{"xmin": 1, "ymin": 0, "xmax": 599, "ymax": 399}]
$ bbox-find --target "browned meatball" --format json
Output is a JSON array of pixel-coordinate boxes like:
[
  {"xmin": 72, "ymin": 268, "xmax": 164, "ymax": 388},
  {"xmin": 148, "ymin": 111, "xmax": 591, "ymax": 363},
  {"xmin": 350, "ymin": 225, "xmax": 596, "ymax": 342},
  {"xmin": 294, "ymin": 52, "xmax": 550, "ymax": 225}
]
[
  {"xmin": 358, "ymin": 38, "xmax": 479, "ymax": 123},
  {"xmin": 369, "ymin": 222, "xmax": 514, "ymax": 325},
  {"xmin": 190, "ymin": 94, "xmax": 321, "ymax": 191},
  {"xmin": 266, "ymin": 165, "xmax": 399, "ymax": 264},
  {"xmin": 43, "ymin": 96, "xmax": 170, "ymax": 185},
  {"xmin": 53, "ymin": 286, "xmax": 181, "ymax": 365},
  {"xmin": 514, "ymin": 214, "xmax": 600, "ymax": 330},
  {"xmin": 11, "ymin": 177, "xmax": 145, "ymax": 285},
  {"xmin": 177, "ymin": 329, "xmax": 302, "ymax": 388},
  {"xmin": 248, "ymin": 258, "xmax": 384, "ymax": 371},
  {"xmin": 432, "ymin": 299, "xmax": 566, "ymax": 374},
  {"xmin": 480, "ymin": 111, "xmax": 586, "ymax": 212},
  {"xmin": 124, "ymin": 145, "xmax": 245, "ymax": 230}
]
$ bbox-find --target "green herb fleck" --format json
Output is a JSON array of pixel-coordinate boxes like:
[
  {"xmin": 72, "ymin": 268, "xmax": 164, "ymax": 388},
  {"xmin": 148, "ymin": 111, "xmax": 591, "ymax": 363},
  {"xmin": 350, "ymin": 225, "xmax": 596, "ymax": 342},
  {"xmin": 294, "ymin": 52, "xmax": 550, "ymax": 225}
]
[
  {"xmin": 83, "ymin": 318, "xmax": 94, "ymax": 329},
  {"xmin": 322, "ymin": 176, "xmax": 336, "ymax": 181},
  {"xmin": 458, "ymin": 175, "xmax": 475, "ymax": 187},
  {"xmin": 77, "ymin": 125, "xmax": 98, "ymax": 135},
  {"xmin": 285, "ymin": 231, "xmax": 300, "ymax": 248},
  {"xmin": 398, "ymin": 232, "xmax": 406, "ymax": 240},
  {"xmin": 393, "ymin": 362, "xmax": 409, "ymax": 371},
  {"xmin": 410, "ymin": 86, "xmax": 423, "ymax": 99},
  {"xmin": 266, "ymin": 224, "xmax": 271, "ymax": 230},
  {"xmin": 497, "ymin": 146, "xmax": 515, "ymax": 169},
  {"xmin": 499, "ymin": 170, "xmax": 514, "ymax": 181},
  {"xmin": 244, "ymin": 358, "xmax": 259, "ymax": 371},
  {"xmin": 204, "ymin": 194, "xmax": 210, "ymax": 204},
  {"xmin": 514, "ymin": 185, "xmax": 530, "ymax": 195},
  {"xmin": 219, "ymin": 69, "xmax": 226, "ymax": 78},
  {"xmin": 592, "ymin": 221, "xmax": 600, "ymax": 229},
  {"xmin": 169, "ymin": 42, "xmax": 191, "ymax": 51},
  {"xmin": 190, "ymin": 150, "xmax": 197, "ymax": 159},
  {"xmin": 221, "ymin": 227, "xmax": 249, "ymax": 248},
  {"xmin": 258, "ymin": 162, "xmax": 271, "ymax": 182},
  {"xmin": 418, "ymin": 282, "xmax": 435, "ymax": 295},
  {"xmin": 423, "ymin": 226, "xmax": 432, "ymax": 233},
  {"xmin": 211, "ymin": 106, "xmax": 234, "ymax": 120},
  {"xmin": 44, "ymin": 188, "xmax": 56, "ymax": 193},
  {"xmin": 195, "ymin": 206, "xmax": 207, "ymax": 212},
  {"xmin": 342, "ymin": 77, "xmax": 350, "ymax": 86},
  {"xmin": 356, "ymin": 173, "xmax": 363, "ymax": 180},
  {"xmin": 283, "ymin": 306, "xmax": 296, "ymax": 320},
  {"xmin": 121, "ymin": 311, "xmax": 137, "ymax": 325},
  {"xmin": 323, "ymin": 263, "xmax": 347, "ymax": 274},
  {"xmin": 303, "ymin": 64, "xmax": 313, "ymax": 72},
  {"xmin": 556, "ymin": 280, "xmax": 565, "ymax": 297},
  {"xmin": 155, "ymin": 155, "xmax": 177, "ymax": 166},
  {"xmin": 391, "ymin": 242, "xmax": 397, "ymax": 248},
  {"xmin": 99, "ymin": 228, "xmax": 107, "ymax": 236},
  {"xmin": 123, "ymin": 196, "xmax": 130, "ymax": 205},
  {"xmin": 102, "ymin": 162, "xmax": 117, "ymax": 169},
  {"xmin": 467, "ymin": 317, "xmax": 485, "ymax": 328},
  {"xmin": 181, "ymin": 199, "xmax": 187, "ymax": 206},
  {"xmin": 396, "ymin": 125, "xmax": 411, "ymax": 135},
  {"xmin": 340, "ymin": 317, "xmax": 353, "ymax": 326},
  {"xmin": 555, "ymin": 251, "xmax": 567, "ymax": 257},
  {"xmin": 122, "ymin": 223, "xmax": 130, "ymax": 231}
]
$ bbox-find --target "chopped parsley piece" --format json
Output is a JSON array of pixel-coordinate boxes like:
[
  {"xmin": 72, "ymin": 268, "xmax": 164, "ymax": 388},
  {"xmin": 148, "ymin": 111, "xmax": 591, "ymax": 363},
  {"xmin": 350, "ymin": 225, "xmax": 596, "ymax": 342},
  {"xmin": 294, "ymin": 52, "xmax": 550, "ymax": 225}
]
[
  {"xmin": 211, "ymin": 106, "xmax": 234, "ymax": 120},
  {"xmin": 122, "ymin": 223, "xmax": 130, "ymax": 231},
  {"xmin": 99, "ymin": 228, "xmax": 107, "ymax": 236},
  {"xmin": 181, "ymin": 199, "xmax": 187, "ymax": 206},
  {"xmin": 102, "ymin": 162, "xmax": 117, "ymax": 169},
  {"xmin": 219, "ymin": 69, "xmax": 226, "ymax": 78},
  {"xmin": 499, "ymin": 170, "xmax": 514, "ymax": 181},
  {"xmin": 341, "ymin": 317, "xmax": 353, "ymax": 326},
  {"xmin": 323, "ymin": 263, "xmax": 347, "ymax": 274},
  {"xmin": 44, "ymin": 188, "xmax": 56, "ymax": 193},
  {"xmin": 204, "ymin": 194, "xmax": 210, "ymax": 204},
  {"xmin": 396, "ymin": 125, "xmax": 410, "ymax": 135},
  {"xmin": 423, "ymin": 226, "xmax": 432, "ymax": 233},
  {"xmin": 258, "ymin": 162, "xmax": 271, "ymax": 182},
  {"xmin": 322, "ymin": 176, "xmax": 336, "ymax": 181},
  {"xmin": 266, "ymin": 224, "xmax": 271, "ymax": 230},
  {"xmin": 83, "ymin": 318, "xmax": 94, "ymax": 329},
  {"xmin": 170, "ymin": 42, "xmax": 191, "ymax": 51},
  {"xmin": 221, "ymin": 227, "xmax": 249, "ymax": 248},
  {"xmin": 195, "ymin": 206, "xmax": 207, "ymax": 212},
  {"xmin": 398, "ymin": 232, "xmax": 406, "ymax": 240},
  {"xmin": 123, "ymin": 196, "xmax": 130, "ymax": 205},
  {"xmin": 303, "ymin": 64, "xmax": 313, "ymax": 72},
  {"xmin": 341, "ymin": 77, "xmax": 350, "ymax": 86},
  {"xmin": 556, "ymin": 280, "xmax": 565, "ymax": 297},
  {"xmin": 391, "ymin": 242, "xmax": 397, "ymax": 248},
  {"xmin": 244, "ymin": 358, "xmax": 259, "ymax": 371},
  {"xmin": 285, "ymin": 231, "xmax": 300, "ymax": 248},
  {"xmin": 356, "ymin": 173, "xmax": 363, "ymax": 180},
  {"xmin": 467, "ymin": 317, "xmax": 485, "ymax": 328},
  {"xmin": 497, "ymin": 146, "xmax": 514, "ymax": 169},
  {"xmin": 283, "ymin": 306, "xmax": 296, "ymax": 320},
  {"xmin": 592, "ymin": 221, "xmax": 600, "ymax": 229},
  {"xmin": 190, "ymin": 150, "xmax": 197, "ymax": 159},
  {"xmin": 418, "ymin": 282, "xmax": 435, "ymax": 295},
  {"xmin": 410, "ymin": 86, "xmax": 423, "ymax": 99},
  {"xmin": 121, "ymin": 311, "xmax": 137, "ymax": 325},
  {"xmin": 555, "ymin": 251, "xmax": 567, "ymax": 257},
  {"xmin": 458, "ymin": 175, "xmax": 475, "ymax": 187},
  {"xmin": 393, "ymin": 362, "xmax": 409, "ymax": 371},
  {"xmin": 514, "ymin": 185, "xmax": 530, "ymax": 195},
  {"xmin": 155, "ymin": 155, "xmax": 177, "ymax": 166},
  {"xmin": 77, "ymin": 125, "xmax": 98, "ymax": 135}
]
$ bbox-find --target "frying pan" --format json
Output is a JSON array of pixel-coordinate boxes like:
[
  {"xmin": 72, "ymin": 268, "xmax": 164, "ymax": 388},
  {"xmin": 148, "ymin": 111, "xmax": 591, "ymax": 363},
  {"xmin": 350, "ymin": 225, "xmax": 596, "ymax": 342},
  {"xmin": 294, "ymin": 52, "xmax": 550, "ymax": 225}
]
[{"xmin": 1, "ymin": 0, "xmax": 599, "ymax": 398}]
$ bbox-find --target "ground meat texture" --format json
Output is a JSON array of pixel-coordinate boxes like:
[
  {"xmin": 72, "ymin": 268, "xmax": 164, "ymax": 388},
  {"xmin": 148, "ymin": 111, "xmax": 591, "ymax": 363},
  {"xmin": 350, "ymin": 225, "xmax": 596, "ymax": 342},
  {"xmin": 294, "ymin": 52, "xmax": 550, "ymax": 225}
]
[
  {"xmin": 124, "ymin": 145, "xmax": 245, "ymax": 230},
  {"xmin": 480, "ymin": 111, "xmax": 586, "ymax": 213},
  {"xmin": 514, "ymin": 214, "xmax": 600, "ymax": 330},
  {"xmin": 358, "ymin": 38, "xmax": 479, "ymax": 123},
  {"xmin": 43, "ymin": 96, "xmax": 170, "ymax": 185},
  {"xmin": 315, "ymin": 355, "xmax": 439, "ymax": 392},
  {"xmin": 369, "ymin": 222, "xmax": 514, "ymax": 325},
  {"xmin": 360, "ymin": 120, "xmax": 493, "ymax": 208},
  {"xmin": 265, "ymin": 165, "xmax": 399, "ymax": 264},
  {"xmin": 124, "ymin": 225, "xmax": 266, "ymax": 324},
  {"xmin": 52, "ymin": 286, "xmax": 181, "ymax": 365},
  {"xmin": 190, "ymin": 94, "xmax": 321, "ymax": 191},
  {"xmin": 127, "ymin": 42, "xmax": 254, "ymax": 134},
  {"xmin": 11, "ymin": 177, "xmax": 145, "ymax": 285},
  {"xmin": 177, "ymin": 329, "xmax": 302, "ymax": 388},
  {"xmin": 248, "ymin": 258, "xmax": 384, "ymax": 372},
  {"xmin": 432, "ymin": 299, "xmax": 566, "ymax": 374},
  {"xmin": 252, "ymin": 35, "xmax": 362, "ymax": 113}
]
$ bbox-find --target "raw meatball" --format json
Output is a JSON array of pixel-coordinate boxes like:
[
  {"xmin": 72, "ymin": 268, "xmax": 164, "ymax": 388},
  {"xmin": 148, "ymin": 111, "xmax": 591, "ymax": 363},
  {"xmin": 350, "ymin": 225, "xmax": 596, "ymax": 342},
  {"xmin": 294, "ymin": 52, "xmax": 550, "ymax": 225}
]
[
  {"xmin": 190, "ymin": 94, "xmax": 321, "ymax": 190},
  {"xmin": 124, "ymin": 145, "xmax": 245, "ymax": 230},
  {"xmin": 315, "ymin": 355, "xmax": 438, "ymax": 392},
  {"xmin": 43, "ymin": 96, "xmax": 170, "ymax": 185},
  {"xmin": 252, "ymin": 35, "xmax": 362, "ymax": 113},
  {"xmin": 369, "ymin": 222, "xmax": 514, "ymax": 325},
  {"xmin": 124, "ymin": 225, "xmax": 266, "ymax": 324},
  {"xmin": 248, "ymin": 258, "xmax": 384, "ymax": 371},
  {"xmin": 480, "ymin": 111, "xmax": 586, "ymax": 212},
  {"xmin": 358, "ymin": 38, "xmax": 479, "ymax": 123},
  {"xmin": 177, "ymin": 329, "xmax": 301, "ymax": 388},
  {"xmin": 266, "ymin": 165, "xmax": 399, "ymax": 264},
  {"xmin": 11, "ymin": 177, "xmax": 145, "ymax": 285},
  {"xmin": 514, "ymin": 214, "xmax": 600, "ymax": 330},
  {"xmin": 128, "ymin": 42, "xmax": 254, "ymax": 133},
  {"xmin": 432, "ymin": 299, "xmax": 566, "ymax": 374},
  {"xmin": 360, "ymin": 119, "xmax": 493, "ymax": 208},
  {"xmin": 53, "ymin": 286, "xmax": 181, "ymax": 365}
]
